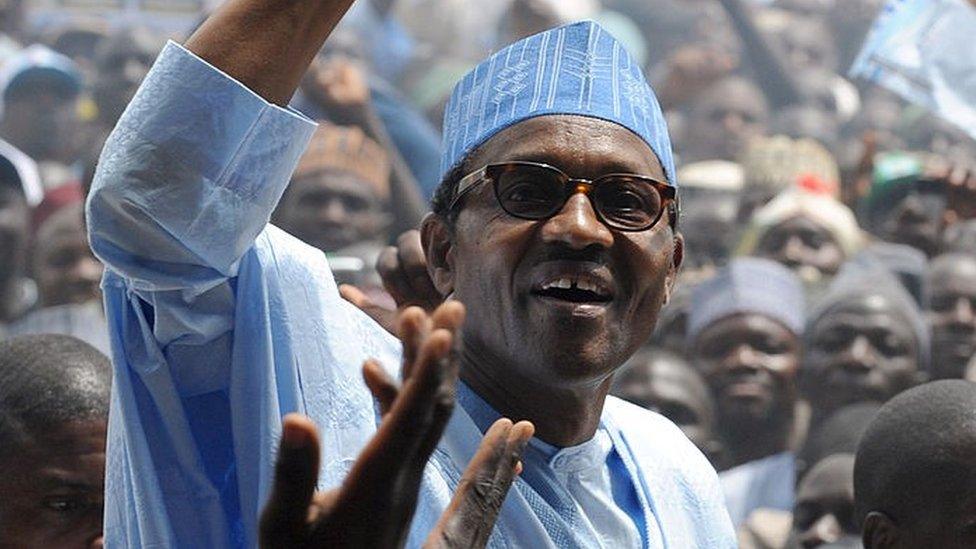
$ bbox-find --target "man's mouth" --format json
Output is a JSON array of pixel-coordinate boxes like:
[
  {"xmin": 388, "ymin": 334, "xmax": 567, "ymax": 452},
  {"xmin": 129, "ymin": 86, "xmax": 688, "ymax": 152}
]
[{"xmin": 531, "ymin": 270, "xmax": 614, "ymax": 304}]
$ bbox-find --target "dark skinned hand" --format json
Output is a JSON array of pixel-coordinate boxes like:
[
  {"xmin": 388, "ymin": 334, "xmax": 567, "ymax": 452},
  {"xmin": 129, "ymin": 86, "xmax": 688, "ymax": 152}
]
[
  {"xmin": 260, "ymin": 302, "xmax": 534, "ymax": 548},
  {"xmin": 340, "ymin": 229, "xmax": 444, "ymax": 335},
  {"xmin": 302, "ymin": 55, "xmax": 372, "ymax": 126}
]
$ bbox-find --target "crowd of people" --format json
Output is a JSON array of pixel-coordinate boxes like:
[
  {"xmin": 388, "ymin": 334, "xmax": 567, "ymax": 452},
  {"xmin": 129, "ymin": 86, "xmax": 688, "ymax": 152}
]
[{"xmin": 1, "ymin": 0, "xmax": 975, "ymax": 547}]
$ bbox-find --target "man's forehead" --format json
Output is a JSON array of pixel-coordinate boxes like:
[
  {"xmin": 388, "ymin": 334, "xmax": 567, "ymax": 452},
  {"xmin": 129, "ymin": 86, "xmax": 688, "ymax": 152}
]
[{"xmin": 469, "ymin": 115, "xmax": 665, "ymax": 177}]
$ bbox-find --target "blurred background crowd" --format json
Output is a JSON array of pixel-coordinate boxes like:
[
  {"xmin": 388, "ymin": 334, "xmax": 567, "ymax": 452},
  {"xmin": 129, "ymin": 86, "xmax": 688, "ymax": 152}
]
[{"xmin": 0, "ymin": 0, "xmax": 974, "ymax": 547}]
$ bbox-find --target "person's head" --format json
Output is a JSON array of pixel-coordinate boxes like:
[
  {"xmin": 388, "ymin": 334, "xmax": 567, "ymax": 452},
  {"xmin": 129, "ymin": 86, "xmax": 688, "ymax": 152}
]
[
  {"xmin": 790, "ymin": 453, "xmax": 858, "ymax": 549},
  {"xmin": 686, "ymin": 76, "xmax": 769, "ymax": 162},
  {"xmin": 688, "ymin": 258, "xmax": 804, "ymax": 444},
  {"xmin": 92, "ymin": 27, "xmax": 163, "ymax": 128},
  {"xmin": 737, "ymin": 136, "xmax": 840, "ymax": 223},
  {"xmin": 0, "ymin": 334, "xmax": 110, "ymax": 548},
  {"xmin": 739, "ymin": 188, "xmax": 862, "ymax": 289},
  {"xmin": 0, "ymin": 45, "xmax": 82, "ymax": 163},
  {"xmin": 0, "ymin": 150, "xmax": 29, "ymax": 304},
  {"xmin": 426, "ymin": 21, "xmax": 682, "ymax": 391},
  {"xmin": 274, "ymin": 123, "xmax": 392, "ymax": 253},
  {"xmin": 612, "ymin": 349, "xmax": 717, "ymax": 456},
  {"xmin": 649, "ymin": 282, "xmax": 694, "ymax": 356},
  {"xmin": 855, "ymin": 380, "xmax": 976, "ymax": 549},
  {"xmin": 32, "ymin": 201, "xmax": 102, "ymax": 307},
  {"xmin": 675, "ymin": 161, "xmax": 743, "ymax": 271},
  {"xmin": 860, "ymin": 152, "xmax": 946, "ymax": 257},
  {"xmin": 499, "ymin": 0, "xmax": 599, "ymax": 45},
  {"xmin": 802, "ymin": 263, "xmax": 928, "ymax": 421},
  {"xmin": 926, "ymin": 254, "xmax": 976, "ymax": 380},
  {"xmin": 776, "ymin": 17, "xmax": 839, "ymax": 72}
]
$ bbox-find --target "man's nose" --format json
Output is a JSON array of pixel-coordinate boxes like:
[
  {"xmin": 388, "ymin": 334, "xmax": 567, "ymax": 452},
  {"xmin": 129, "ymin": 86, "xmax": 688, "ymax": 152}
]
[
  {"xmin": 950, "ymin": 297, "xmax": 976, "ymax": 327},
  {"xmin": 779, "ymin": 235, "xmax": 807, "ymax": 265},
  {"xmin": 320, "ymin": 198, "xmax": 348, "ymax": 223},
  {"xmin": 727, "ymin": 343, "xmax": 762, "ymax": 372},
  {"xmin": 843, "ymin": 335, "xmax": 876, "ymax": 373},
  {"xmin": 722, "ymin": 112, "xmax": 745, "ymax": 133},
  {"xmin": 540, "ymin": 193, "xmax": 613, "ymax": 250}
]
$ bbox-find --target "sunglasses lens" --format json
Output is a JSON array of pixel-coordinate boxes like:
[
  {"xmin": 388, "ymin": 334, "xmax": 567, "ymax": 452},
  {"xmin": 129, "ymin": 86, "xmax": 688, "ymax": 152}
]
[
  {"xmin": 593, "ymin": 176, "xmax": 663, "ymax": 230},
  {"xmin": 495, "ymin": 165, "xmax": 565, "ymax": 219}
]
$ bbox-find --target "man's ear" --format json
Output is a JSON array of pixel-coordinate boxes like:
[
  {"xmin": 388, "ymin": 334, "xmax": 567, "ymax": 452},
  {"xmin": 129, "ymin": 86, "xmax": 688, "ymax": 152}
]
[
  {"xmin": 664, "ymin": 232, "xmax": 684, "ymax": 306},
  {"xmin": 862, "ymin": 511, "xmax": 900, "ymax": 549},
  {"xmin": 420, "ymin": 213, "xmax": 455, "ymax": 297}
]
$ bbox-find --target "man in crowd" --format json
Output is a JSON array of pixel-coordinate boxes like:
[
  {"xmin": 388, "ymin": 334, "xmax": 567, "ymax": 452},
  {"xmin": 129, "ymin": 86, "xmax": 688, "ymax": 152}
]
[
  {"xmin": 0, "ymin": 144, "xmax": 36, "ymax": 330},
  {"xmin": 737, "ymin": 187, "xmax": 863, "ymax": 297},
  {"xmin": 612, "ymin": 348, "xmax": 719, "ymax": 461},
  {"xmin": 273, "ymin": 122, "xmax": 393, "ymax": 254},
  {"xmin": 0, "ymin": 45, "xmax": 83, "ymax": 166},
  {"xmin": 0, "ymin": 334, "xmax": 110, "ymax": 549},
  {"xmin": 802, "ymin": 262, "xmax": 928, "ymax": 428},
  {"xmin": 789, "ymin": 453, "xmax": 860, "ymax": 549},
  {"xmin": 926, "ymin": 253, "xmax": 976, "ymax": 380},
  {"xmin": 688, "ymin": 258, "xmax": 805, "ymax": 526},
  {"xmin": 86, "ymin": 1, "xmax": 734, "ymax": 547},
  {"xmin": 855, "ymin": 380, "xmax": 976, "ymax": 548}
]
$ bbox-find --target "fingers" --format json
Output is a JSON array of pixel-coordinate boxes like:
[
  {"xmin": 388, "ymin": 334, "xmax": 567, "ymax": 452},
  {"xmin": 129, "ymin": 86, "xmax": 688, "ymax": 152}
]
[
  {"xmin": 340, "ymin": 284, "xmax": 398, "ymax": 335},
  {"xmin": 259, "ymin": 414, "xmax": 321, "ymax": 547},
  {"xmin": 398, "ymin": 307, "xmax": 432, "ymax": 379},
  {"xmin": 424, "ymin": 419, "xmax": 535, "ymax": 549},
  {"xmin": 398, "ymin": 231, "xmax": 442, "ymax": 309},
  {"xmin": 378, "ymin": 230, "xmax": 444, "ymax": 311},
  {"xmin": 363, "ymin": 359, "xmax": 399, "ymax": 416}
]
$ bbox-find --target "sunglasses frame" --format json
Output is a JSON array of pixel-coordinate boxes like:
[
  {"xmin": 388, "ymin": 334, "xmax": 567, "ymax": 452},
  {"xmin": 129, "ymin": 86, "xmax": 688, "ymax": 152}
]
[{"xmin": 449, "ymin": 161, "xmax": 679, "ymax": 232}]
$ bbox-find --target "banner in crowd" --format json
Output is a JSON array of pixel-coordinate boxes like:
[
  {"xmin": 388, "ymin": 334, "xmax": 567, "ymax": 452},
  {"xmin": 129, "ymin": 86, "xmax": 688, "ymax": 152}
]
[{"xmin": 850, "ymin": 0, "xmax": 976, "ymax": 140}]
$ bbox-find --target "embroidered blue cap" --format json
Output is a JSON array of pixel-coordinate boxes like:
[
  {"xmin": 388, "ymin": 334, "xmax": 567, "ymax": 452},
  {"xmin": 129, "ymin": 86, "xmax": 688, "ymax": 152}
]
[
  {"xmin": 440, "ymin": 21, "xmax": 676, "ymax": 185},
  {"xmin": 688, "ymin": 257, "xmax": 806, "ymax": 342}
]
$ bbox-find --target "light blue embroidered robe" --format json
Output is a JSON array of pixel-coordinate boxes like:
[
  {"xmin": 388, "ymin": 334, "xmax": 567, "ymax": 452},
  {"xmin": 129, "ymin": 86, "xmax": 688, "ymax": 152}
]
[{"xmin": 87, "ymin": 42, "xmax": 736, "ymax": 549}]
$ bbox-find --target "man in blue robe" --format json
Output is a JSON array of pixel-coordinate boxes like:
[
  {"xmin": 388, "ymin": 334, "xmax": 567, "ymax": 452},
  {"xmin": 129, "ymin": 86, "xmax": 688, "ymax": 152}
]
[{"xmin": 86, "ymin": 0, "xmax": 736, "ymax": 546}]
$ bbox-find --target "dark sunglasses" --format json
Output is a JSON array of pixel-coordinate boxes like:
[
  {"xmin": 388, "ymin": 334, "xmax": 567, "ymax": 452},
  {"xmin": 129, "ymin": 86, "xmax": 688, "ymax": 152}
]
[{"xmin": 449, "ymin": 161, "xmax": 678, "ymax": 232}]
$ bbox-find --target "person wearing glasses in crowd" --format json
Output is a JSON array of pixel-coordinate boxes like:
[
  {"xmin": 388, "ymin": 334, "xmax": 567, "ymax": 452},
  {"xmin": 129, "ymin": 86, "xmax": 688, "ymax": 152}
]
[{"xmin": 86, "ymin": 0, "xmax": 734, "ymax": 546}]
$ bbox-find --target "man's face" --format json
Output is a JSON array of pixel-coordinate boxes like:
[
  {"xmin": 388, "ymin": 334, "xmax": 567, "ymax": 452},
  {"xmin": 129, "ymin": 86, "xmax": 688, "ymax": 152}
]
[
  {"xmin": 790, "ymin": 454, "xmax": 858, "ymax": 549},
  {"xmin": 687, "ymin": 80, "xmax": 768, "ymax": 161},
  {"xmin": 0, "ymin": 185, "xmax": 28, "ymax": 289},
  {"xmin": 803, "ymin": 295, "xmax": 920, "ymax": 416},
  {"xmin": 2, "ymin": 90, "xmax": 80, "ymax": 163},
  {"xmin": 443, "ymin": 115, "xmax": 680, "ymax": 388},
  {"xmin": 276, "ymin": 170, "xmax": 390, "ymax": 253},
  {"xmin": 613, "ymin": 353, "xmax": 714, "ymax": 451},
  {"xmin": 0, "ymin": 420, "xmax": 105, "ymax": 549},
  {"xmin": 755, "ymin": 215, "xmax": 846, "ymax": 283},
  {"xmin": 34, "ymin": 218, "xmax": 103, "ymax": 307},
  {"xmin": 876, "ymin": 187, "xmax": 946, "ymax": 257},
  {"xmin": 927, "ymin": 256, "xmax": 976, "ymax": 380},
  {"xmin": 694, "ymin": 313, "xmax": 800, "ymax": 426}
]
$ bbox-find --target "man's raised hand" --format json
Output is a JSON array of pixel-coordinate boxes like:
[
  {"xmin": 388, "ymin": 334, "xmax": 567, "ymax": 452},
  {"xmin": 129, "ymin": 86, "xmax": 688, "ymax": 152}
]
[{"xmin": 260, "ymin": 302, "xmax": 534, "ymax": 548}]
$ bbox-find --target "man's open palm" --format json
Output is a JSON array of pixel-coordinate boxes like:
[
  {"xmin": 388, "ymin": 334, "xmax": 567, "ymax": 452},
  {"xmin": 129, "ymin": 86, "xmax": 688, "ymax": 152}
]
[{"xmin": 259, "ymin": 302, "xmax": 534, "ymax": 548}]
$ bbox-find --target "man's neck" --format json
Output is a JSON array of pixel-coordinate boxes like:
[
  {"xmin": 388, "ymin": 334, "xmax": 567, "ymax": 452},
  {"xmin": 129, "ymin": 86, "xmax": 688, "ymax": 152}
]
[
  {"xmin": 718, "ymin": 410, "xmax": 794, "ymax": 470},
  {"xmin": 458, "ymin": 346, "xmax": 612, "ymax": 448}
]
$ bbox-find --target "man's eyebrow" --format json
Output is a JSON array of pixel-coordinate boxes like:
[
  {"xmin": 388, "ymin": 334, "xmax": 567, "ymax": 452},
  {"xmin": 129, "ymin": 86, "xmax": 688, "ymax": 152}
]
[
  {"xmin": 502, "ymin": 154, "xmax": 653, "ymax": 175},
  {"xmin": 37, "ymin": 473, "xmax": 102, "ymax": 492}
]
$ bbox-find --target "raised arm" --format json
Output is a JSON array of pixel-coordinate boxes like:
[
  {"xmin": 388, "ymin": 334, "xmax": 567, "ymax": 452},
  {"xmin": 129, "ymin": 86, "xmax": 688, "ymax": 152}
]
[
  {"xmin": 87, "ymin": 0, "xmax": 363, "ymax": 288},
  {"xmin": 185, "ymin": 0, "xmax": 355, "ymax": 106}
]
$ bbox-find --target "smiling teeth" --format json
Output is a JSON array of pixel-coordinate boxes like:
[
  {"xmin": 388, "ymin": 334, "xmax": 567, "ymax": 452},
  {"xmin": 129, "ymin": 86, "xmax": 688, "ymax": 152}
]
[{"xmin": 541, "ymin": 276, "xmax": 604, "ymax": 294}]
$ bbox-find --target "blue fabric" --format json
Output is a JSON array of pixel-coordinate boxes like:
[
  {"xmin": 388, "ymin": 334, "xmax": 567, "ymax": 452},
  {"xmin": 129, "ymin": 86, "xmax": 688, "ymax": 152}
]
[
  {"xmin": 440, "ymin": 21, "xmax": 677, "ymax": 185},
  {"xmin": 719, "ymin": 451, "xmax": 796, "ymax": 528},
  {"xmin": 688, "ymin": 257, "xmax": 806, "ymax": 341},
  {"xmin": 88, "ymin": 41, "xmax": 735, "ymax": 548}
]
